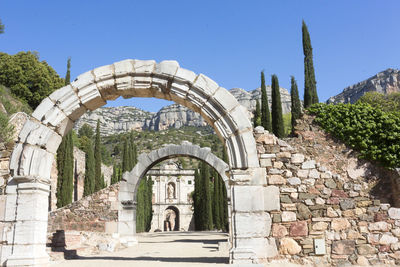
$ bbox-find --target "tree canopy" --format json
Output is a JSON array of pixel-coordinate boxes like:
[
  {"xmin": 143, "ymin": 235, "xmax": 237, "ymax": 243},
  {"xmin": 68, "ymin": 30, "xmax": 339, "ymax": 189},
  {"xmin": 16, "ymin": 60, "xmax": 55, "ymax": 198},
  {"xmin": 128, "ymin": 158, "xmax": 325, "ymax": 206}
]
[{"xmin": 0, "ymin": 51, "xmax": 64, "ymax": 109}]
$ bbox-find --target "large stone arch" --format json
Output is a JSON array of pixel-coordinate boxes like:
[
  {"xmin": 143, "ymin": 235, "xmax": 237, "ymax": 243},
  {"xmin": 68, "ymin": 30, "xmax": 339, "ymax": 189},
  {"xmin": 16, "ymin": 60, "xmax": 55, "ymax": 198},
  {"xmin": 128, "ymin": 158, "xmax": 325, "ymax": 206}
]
[
  {"xmin": 2, "ymin": 60, "xmax": 273, "ymax": 266},
  {"xmin": 117, "ymin": 143, "xmax": 232, "ymax": 244}
]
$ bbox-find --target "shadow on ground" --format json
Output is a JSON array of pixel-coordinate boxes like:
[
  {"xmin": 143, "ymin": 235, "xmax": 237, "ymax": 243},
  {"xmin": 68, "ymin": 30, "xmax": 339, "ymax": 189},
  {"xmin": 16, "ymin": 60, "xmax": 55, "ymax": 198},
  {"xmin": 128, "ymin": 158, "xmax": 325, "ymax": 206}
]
[{"xmin": 67, "ymin": 256, "xmax": 229, "ymax": 264}]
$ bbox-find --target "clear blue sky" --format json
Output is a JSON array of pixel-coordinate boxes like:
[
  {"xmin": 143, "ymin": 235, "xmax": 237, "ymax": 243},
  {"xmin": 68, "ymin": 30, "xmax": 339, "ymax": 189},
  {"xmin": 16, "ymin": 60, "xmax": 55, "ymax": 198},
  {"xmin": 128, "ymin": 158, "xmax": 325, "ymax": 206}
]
[{"xmin": 1, "ymin": 1, "xmax": 399, "ymax": 112}]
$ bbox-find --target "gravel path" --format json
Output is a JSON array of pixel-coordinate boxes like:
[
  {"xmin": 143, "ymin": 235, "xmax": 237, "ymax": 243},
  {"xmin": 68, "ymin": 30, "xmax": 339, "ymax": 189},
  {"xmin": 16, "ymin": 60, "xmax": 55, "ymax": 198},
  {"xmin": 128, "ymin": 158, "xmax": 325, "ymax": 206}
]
[{"xmin": 51, "ymin": 231, "xmax": 230, "ymax": 267}]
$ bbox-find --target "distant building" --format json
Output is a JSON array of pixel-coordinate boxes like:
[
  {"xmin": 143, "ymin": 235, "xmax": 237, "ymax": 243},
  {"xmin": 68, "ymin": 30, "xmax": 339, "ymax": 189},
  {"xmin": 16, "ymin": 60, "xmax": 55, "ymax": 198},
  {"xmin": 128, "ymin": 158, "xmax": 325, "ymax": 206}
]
[{"xmin": 148, "ymin": 161, "xmax": 195, "ymax": 232}]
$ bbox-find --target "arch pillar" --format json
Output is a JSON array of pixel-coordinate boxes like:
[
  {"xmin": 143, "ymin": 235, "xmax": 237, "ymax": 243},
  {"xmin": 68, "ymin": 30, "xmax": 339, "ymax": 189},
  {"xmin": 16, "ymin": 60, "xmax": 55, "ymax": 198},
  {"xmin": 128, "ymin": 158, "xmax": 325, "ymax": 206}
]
[{"xmin": 3, "ymin": 177, "xmax": 50, "ymax": 266}]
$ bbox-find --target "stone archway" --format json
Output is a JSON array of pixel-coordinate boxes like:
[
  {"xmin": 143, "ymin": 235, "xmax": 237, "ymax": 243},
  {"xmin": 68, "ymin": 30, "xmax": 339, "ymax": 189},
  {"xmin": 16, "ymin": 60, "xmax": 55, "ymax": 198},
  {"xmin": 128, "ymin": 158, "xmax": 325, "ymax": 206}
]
[{"xmin": 2, "ymin": 60, "xmax": 275, "ymax": 266}]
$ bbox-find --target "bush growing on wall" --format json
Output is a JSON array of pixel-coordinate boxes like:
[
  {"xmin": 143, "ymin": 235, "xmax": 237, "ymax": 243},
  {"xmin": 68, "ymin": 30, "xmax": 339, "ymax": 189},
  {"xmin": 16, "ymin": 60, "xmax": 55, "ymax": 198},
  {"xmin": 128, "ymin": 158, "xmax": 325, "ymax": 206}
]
[{"xmin": 308, "ymin": 103, "xmax": 400, "ymax": 169}]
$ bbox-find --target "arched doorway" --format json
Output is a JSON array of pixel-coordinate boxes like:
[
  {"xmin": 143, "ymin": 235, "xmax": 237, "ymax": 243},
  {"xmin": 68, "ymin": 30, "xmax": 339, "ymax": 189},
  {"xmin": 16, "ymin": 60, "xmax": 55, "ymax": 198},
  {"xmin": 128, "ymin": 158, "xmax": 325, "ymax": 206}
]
[
  {"xmin": 2, "ymin": 59, "xmax": 274, "ymax": 266},
  {"xmin": 164, "ymin": 206, "xmax": 179, "ymax": 231}
]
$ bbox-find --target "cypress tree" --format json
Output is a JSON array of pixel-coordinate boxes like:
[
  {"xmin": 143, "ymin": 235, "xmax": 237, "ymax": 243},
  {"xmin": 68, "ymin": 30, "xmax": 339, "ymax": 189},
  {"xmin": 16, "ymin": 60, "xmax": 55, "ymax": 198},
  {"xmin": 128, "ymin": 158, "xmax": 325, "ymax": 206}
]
[
  {"xmin": 253, "ymin": 100, "xmax": 261, "ymax": 128},
  {"xmin": 65, "ymin": 57, "xmax": 71, "ymax": 85},
  {"xmin": 302, "ymin": 20, "xmax": 319, "ymax": 107},
  {"xmin": 145, "ymin": 177, "xmax": 153, "ymax": 231},
  {"xmin": 213, "ymin": 170, "xmax": 221, "ymax": 230},
  {"xmin": 122, "ymin": 138, "xmax": 129, "ymax": 173},
  {"xmin": 260, "ymin": 71, "xmax": 272, "ymax": 132},
  {"xmin": 271, "ymin": 75, "xmax": 285, "ymax": 138},
  {"xmin": 56, "ymin": 132, "xmax": 74, "ymax": 207},
  {"xmin": 201, "ymin": 162, "xmax": 213, "ymax": 230},
  {"xmin": 218, "ymin": 176, "xmax": 226, "ymax": 231},
  {"xmin": 221, "ymin": 176, "xmax": 229, "ymax": 232},
  {"xmin": 83, "ymin": 139, "xmax": 95, "ymax": 196},
  {"xmin": 94, "ymin": 120, "xmax": 102, "ymax": 191},
  {"xmin": 290, "ymin": 76, "xmax": 302, "ymax": 135},
  {"xmin": 193, "ymin": 168, "xmax": 201, "ymax": 230},
  {"xmin": 111, "ymin": 164, "xmax": 117, "ymax": 185}
]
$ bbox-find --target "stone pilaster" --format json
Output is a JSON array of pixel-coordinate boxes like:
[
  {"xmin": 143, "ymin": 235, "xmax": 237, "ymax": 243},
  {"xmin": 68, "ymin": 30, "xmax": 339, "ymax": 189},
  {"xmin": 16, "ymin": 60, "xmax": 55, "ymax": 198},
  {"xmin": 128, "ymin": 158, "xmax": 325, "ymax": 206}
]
[{"xmin": 5, "ymin": 177, "xmax": 50, "ymax": 266}]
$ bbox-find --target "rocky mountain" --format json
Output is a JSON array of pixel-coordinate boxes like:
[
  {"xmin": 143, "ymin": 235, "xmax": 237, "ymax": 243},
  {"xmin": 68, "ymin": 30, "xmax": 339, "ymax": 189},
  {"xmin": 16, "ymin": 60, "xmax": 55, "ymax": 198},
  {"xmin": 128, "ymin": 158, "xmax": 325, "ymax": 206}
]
[
  {"xmin": 327, "ymin": 68, "xmax": 400, "ymax": 104},
  {"xmin": 74, "ymin": 86, "xmax": 291, "ymax": 135}
]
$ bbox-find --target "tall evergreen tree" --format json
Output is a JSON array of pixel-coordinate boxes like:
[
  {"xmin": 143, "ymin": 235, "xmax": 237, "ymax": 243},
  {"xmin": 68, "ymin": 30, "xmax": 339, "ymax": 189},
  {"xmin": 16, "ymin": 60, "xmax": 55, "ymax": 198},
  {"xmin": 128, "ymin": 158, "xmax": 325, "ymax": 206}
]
[
  {"xmin": 260, "ymin": 71, "xmax": 272, "ymax": 132},
  {"xmin": 218, "ymin": 176, "xmax": 227, "ymax": 231},
  {"xmin": 221, "ymin": 176, "xmax": 229, "ymax": 232},
  {"xmin": 290, "ymin": 76, "xmax": 302, "ymax": 135},
  {"xmin": 111, "ymin": 164, "xmax": 117, "ymax": 185},
  {"xmin": 65, "ymin": 57, "xmax": 71, "ymax": 85},
  {"xmin": 83, "ymin": 139, "xmax": 95, "ymax": 196},
  {"xmin": 122, "ymin": 138, "xmax": 129, "ymax": 173},
  {"xmin": 253, "ymin": 100, "xmax": 261, "ymax": 128},
  {"xmin": 213, "ymin": 170, "xmax": 221, "ymax": 230},
  {"xmin": 201, "ymin": 162, "xmax": 213, "ymax": 230},
  {"xmin": 56, "ymin": 132, "xmax": 74, "ymax": 207},
  {"xmin": 271, "ymin": 75, "xmax": 285, "ymax": 138},
  {"xmin": 302, "ymin": 20, "xmax": 319, "ymax": 108},
  {"xmin": 94, "ymin": 120, "xmax": 102, "ymax": 191},
  {"xmin": 0, "ymin": 19, "xmax": 4, "ymax": 34}
]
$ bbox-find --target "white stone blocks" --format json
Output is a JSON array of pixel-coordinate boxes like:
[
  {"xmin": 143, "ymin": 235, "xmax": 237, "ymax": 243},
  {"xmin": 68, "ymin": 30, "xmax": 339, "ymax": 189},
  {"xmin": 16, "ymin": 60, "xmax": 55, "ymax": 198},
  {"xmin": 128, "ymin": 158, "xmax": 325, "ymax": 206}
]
[
  {"xmin": 154, "ymin": 60, "xmax": 179, "ymax": 77},
  {"xmin": 235, "ymin": 237, "xmax": 278, "ymax": 259},
  {"xmin": 264, "ymin": 186, "xmax": 280, "ymax": 211},
  {"xmin": 232, "ymin": 186, "xmax": 264, "ymax": 212},
  {"xmin": 48, "ymin": 85, "xmax": 81, "ymax": 117},
  {"xmin": 71, "ymin": 70, "xmax": 95, "ymax": 91},
  {"xmin": 389, "ymin": 208, "xmax": 400, "ymax": 219},
  {"xmin": 32, "ymin": 97, "xmax": 67, "ymax": 127},
  {"xmin": 18, "ymin": 119, "xmax": 62, "ymax": 154},
  {"xmin": 14, "ymin": 145, "xmax": 53, "ymax": 180},
  {"xmin": 93, "ymin": 64, "xmax": 114, "ymax": 82},
  {"xmin": 77, "ymin": 84, "xmax": 106, "ymax": 111},
  {"xmin": 228, "ymin": 105, "xmax": 253, "ymax": 133},
  {"xmin": 212, "ymin": 87, "xmax": 239, "ymax": 114},
  {"xmin": 133, "ymin": 60, "xmax": 156, "ymax": 74},
  {"xmin": 234, "ymin": 212, "xmax": 271, "ymax": 237},
  {"xmin": 114, "ymin": 59, "xmax": 135, "ymax": 77},
  {"xmin": 13, "ymin": 221, "xmax": 48, "ymax": 244}
]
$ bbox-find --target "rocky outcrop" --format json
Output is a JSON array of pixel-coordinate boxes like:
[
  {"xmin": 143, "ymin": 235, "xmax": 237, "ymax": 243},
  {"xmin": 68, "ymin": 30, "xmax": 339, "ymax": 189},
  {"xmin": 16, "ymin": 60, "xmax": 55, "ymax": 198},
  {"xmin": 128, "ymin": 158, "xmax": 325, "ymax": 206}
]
[
  {"xmin": 74, "ymin": 106, "xmax": 154, "ymax": 135},
  {"xmin": 327, "ymin": 68, "xmax": 400, "ymax": 104},
  {"xmin": 75, "ymin": 87, "xmax": 292, "ymax": 134}
]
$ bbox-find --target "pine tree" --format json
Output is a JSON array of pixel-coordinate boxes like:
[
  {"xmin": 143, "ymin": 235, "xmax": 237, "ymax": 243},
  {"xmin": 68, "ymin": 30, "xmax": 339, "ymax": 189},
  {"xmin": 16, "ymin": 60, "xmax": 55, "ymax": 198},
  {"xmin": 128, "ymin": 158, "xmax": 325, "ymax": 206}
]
[
  {"xmin": 94, "ymin": 120, "xmax": 102, "ymax": 191},
  {"xmin": 83, "ymin": 139, "xmax": 95, "ymax": 196},
  {"xmin": 290, "ymin": 76, "xmax": 302, "ymax": 135},
  {"xmin": 260, "ymin": 71, "xmax": 272, "ymax": 132},
  {"xmin": 302, "ymin": 20, "xmax": 319, "ymax": 108},
  {"xmin": 65, "ymin": 57, "xmax": 71, "ymax": 85},
  {"xmin": 271, "ymin": 75, "xmax": 285, "ymax": 138},
  {"xmin": 253, "ymin": 100, "xmax": 261, "ymax": 128}
]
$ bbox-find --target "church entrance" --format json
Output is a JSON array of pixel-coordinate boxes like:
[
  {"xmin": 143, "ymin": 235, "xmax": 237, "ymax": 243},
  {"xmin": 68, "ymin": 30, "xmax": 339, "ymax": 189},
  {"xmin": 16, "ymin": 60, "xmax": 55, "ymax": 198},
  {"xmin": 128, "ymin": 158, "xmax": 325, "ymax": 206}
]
[{"xmin": 164, "ymin": 206, "xmax": 180, "ymax": 231}]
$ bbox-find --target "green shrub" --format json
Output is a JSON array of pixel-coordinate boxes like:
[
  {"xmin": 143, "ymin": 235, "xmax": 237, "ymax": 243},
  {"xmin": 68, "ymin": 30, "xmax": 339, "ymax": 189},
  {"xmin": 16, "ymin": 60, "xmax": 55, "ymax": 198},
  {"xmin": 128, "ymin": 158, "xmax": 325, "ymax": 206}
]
[
  {"xmin": 0, "ymin": 112, "xmax": 14, "ymax": 143},
  {"xmin": 308, "ymin": 103, "xmax": 400, "ymax": 168}
]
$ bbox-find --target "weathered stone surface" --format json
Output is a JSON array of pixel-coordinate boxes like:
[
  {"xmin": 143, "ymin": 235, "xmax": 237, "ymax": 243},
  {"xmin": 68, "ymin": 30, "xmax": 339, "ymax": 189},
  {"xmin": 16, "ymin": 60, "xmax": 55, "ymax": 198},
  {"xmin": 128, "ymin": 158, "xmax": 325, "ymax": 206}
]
[
  {"xmin": 389, "ymin": 208, "xmax": 400, "ymax": 219},
  {"xmin": 301, "ymin": 160, "xmax": 315, "ymax": 169},
  {"xmin": 331, "ymin": 218, "xmax": 350, "ymax": 231},
  {"xmin": 379, "ymin": 234, "xmax": 399, "ymax": 245},
  {"xmin": 289, "ymin": 221, "xmax": 308, "ymax": 237},
  {"xmin": 340, "ymin": 199, "xmax": 355, "ymax": 210},
  {"xmin": 290, "ymin": 154, "xmax": 304, "ymax": 164},
  {"xmin": 312, "ymin": 222, "xmax": 328, "ymax": 231},
  {"xmin": 264, "ymin": 186, "xmax": 280, "ymax": 211},
  {"xmin": 332, "ymin": 240, "xmax": 355, "ymax": 255},
  {"xmin": 356, "ymin": 256, "xmax": 370, "ymax": 266},
  {"xmin": 268, "ymin": 175, "xmax": 286, "ymax": 185},
  {"xmin": 369, "ymin": 221, "xmax": 391, "ymax": 232},
  {"xmin": 281, "ymin": 211, "xmax": 296, "ymax": 222},
  {"xmin": 279, "ymin": 238, "xmax": 302, "ymax": 255},
  {"xmin": 287, "ymin": 177, "xmax": 301, "ymax": 185},
  {"xmin": 357, "ymin": 244, "xmax": 378, "ymax": 255},
  {"xmin": 296, "ymin": 203, "xmax": 312, "ymax": 220},
  {"xmin": 324, "ymin": 179, "xmax": 337, "ymax": 189},
  {"xmin": 272, "ymin": 224, "xmax": 288, "ymax": 238}
]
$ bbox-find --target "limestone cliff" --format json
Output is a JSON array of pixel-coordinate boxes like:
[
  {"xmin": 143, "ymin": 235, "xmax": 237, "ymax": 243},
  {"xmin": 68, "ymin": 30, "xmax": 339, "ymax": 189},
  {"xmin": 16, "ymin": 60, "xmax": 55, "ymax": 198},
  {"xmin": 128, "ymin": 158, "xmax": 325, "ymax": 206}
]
[
  {"xmin": 327, "ymin": 68, "xmax": 400, "ymax": 104},
  {"xmin": 75, "ymin": 86, "xmax": 291, "ymax": 134}
]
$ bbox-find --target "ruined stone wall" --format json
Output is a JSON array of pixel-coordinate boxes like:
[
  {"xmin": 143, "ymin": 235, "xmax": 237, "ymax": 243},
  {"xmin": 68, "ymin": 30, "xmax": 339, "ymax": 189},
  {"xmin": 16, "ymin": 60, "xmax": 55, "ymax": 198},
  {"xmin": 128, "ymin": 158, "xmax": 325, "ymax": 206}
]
[
  {"xmin": 255, "ymin": 125, "xmax": 400, "ymax": 266},
  {"xmin": 48, "ymin": 183, "xmax": 119, "ymax": 233}
]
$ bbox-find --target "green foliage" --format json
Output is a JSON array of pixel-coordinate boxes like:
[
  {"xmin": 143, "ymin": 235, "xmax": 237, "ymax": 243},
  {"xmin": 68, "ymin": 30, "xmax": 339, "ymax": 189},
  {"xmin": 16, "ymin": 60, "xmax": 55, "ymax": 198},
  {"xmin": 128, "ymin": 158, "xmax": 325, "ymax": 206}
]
[
  {"xmin": 308, "ymin": 103, "xmax": 400, "ymax": 168},
  {"xmin": 271, "ymin": 75, "xmax": 285, "ymax": 138},
  {"xmin": 83, "ymin": 139, "xmax": 95, "ymax": 196},
  {"xmin": 302, "ymin": 20, "xmax": 318, "ymax": 108},
  {"xmin": 0, "ymin": 19, "xmax": 4, "ymax": 34},
  {"xmin": 0, "ymin": 111, "xmax": 14, "ymax": 143},
  {"xmin": 260, "ymin": 71, "xmax": 272, "ymax": 132},
  {"xmin": 65, "ymin": 57, "xmax": 71, "ymax": 85},
  {"xmin": 290, "ymin": 76, "xmax": 302, "ymax": 134},
  {"xmin": 212, "ymin": 169, "xmax": 221, "ymax": 230},
  {"xmin": 0, "ymin": 85, "xmax": 32, "ymax": 115},
  {"xmin": 56, "ymin": 132, "xmax": 74, "ymax": 208},
  {"xmin": 0, "ymin": 52, "xmax": 64, "ymax": 109},
  {"xmin": 78, "ymin": 123, "xmax": 94, "ymax": 139},
  {"xmin": 253, "ymin": 100, "xmax": 261, "ymax": 128},
  {"xmin": 357, "ymin": 92, "xmax": 400, "ymax": 115},
  {"xmin": 94, "ymin": 120, "xmax": 103, "ymax": 192},
  {"xmin": 136, "ymin": 176, "xmax": 153, "ymax": 233}
]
